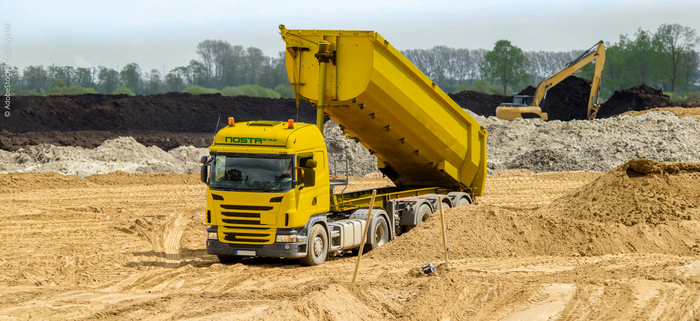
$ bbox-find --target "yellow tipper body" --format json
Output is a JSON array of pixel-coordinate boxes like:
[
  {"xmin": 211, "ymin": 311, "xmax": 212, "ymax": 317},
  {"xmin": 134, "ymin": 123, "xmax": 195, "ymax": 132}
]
[{"xmin": 280, "ymin": 26, "xmax": 487, "ymax": 196}]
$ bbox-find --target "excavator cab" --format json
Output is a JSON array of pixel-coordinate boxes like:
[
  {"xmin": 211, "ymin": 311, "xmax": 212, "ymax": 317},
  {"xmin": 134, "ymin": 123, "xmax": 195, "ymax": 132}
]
[{"xmin": 513, "ymin": 95, "xmax": 534, "ymax": 106}]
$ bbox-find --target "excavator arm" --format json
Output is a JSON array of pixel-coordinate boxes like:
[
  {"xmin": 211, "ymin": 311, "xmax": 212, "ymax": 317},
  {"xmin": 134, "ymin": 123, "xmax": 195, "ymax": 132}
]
[{"xmin": 531, "ymin": 41, "xmax": 606, "ymax": 119}]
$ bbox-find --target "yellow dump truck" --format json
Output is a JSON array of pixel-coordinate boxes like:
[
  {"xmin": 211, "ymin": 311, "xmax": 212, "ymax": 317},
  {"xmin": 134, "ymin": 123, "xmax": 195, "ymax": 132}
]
[{"xmin": 200, "ymin": 26, "xmax": 487, "ymax": 265}]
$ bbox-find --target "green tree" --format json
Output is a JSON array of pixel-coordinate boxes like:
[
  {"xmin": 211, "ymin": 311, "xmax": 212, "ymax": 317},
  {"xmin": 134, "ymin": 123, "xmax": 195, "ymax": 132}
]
[
  {"xmin": 75, "ymin": 67, "xmax": 95, "ymax": 88},
  {"xmin": 97, "ymin": 66, "xmax": 120, "ymax": 94},
  {"xmin": 165, "ymin": 67, "xmax": 188, "ymax": 92},
  {"xmin": 48, "ymin": 78, "xmax": 66, "ymax": 94},
  {"xmin": 627, "ymin": 29, "xmax": 658, "ymax": 85},
  {"xmin": 120, "ymin": 63, "xmax": 142, "ymax": 94},
  {"xmin": 653, "ymin": 24, "xmax": 700, "ymax": 94},
  {"xmin": 22, "ymin": 65, "xmax": 49, "ymax": 91},
  {"xmin": 481, "ymin": 40, "xmax": 530, "ymax": 95},
  {"xmin": 144, "ymin": 69, "xmax": 162, "ymax": 94}
]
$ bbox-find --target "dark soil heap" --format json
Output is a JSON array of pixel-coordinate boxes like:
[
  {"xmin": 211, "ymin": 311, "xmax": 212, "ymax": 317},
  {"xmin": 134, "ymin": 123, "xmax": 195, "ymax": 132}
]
[
  {"xmin": 0, "ymin": 93, "xmax": 316, "ymax": 133},
  {"xmin": 518, "ymin": 76, "xmax": 592, "ymax": 121},
  {"xmin": 447, "ymin": 91, "xmax": 511, "ymax": 117},
  {"xmin": 544, "ymin": 158, "xmax": 700, "ymax": 226},
  {"xmin": 598, "ymin": 85, "xmax": 673, "ymax": 118}
]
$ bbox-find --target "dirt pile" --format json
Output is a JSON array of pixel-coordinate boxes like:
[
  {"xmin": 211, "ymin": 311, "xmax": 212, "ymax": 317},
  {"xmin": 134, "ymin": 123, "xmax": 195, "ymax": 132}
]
[
  {"xmin": 447, "ymin": 90, "xmax": 511, "ymax": 117},
  {"xmin": 0, "ymin": 137, "xmax": 209, "ymax": 177},
  {"xmin": 544, "ymin": 159, "xmax": 700, "ymax": 226},
  {"xmin": 0, "ymin": 93, "xmax": 316, "ymax": 133},
  {"xmin": 0, "ymin": 130, "xmax": 214, "ymax": 151},
  {"xmin": 518, "ymin": 76, "xmax": 592, "ymax": 121},
  {"xmin": 598, "ymin": 85, "xmax": 673, "ymax": 118}
]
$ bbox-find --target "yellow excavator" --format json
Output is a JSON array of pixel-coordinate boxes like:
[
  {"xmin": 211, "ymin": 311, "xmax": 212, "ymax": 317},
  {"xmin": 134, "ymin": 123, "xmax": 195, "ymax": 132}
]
[{"xmin": 496, "ymin": 41, "xmax": 606, "ymax": 120}]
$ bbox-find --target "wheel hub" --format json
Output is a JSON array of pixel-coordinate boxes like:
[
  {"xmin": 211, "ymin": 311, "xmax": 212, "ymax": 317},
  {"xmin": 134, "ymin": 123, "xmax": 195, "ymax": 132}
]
[{"xmin": 313, "ymin": 236, "xmax": 323, "ymax": 257}]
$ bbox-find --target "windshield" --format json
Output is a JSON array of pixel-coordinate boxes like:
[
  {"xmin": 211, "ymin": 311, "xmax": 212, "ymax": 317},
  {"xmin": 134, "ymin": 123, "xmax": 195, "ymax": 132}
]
[{"xmin": 210, "ymin": 154, "xmax": 294, "ymax": 192}]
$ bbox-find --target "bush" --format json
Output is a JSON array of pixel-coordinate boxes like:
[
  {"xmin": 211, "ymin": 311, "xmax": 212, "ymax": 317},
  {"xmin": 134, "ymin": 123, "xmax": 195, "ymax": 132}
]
[
  {"xmin": 21, "ymin": 89, "xmax": 40, "ymax": 96},
  {"xmin": 112, "ymin": 86, "xmax": 135, "ymax": 96},
  {"xmin": 182, "ymin": 85, "xmax": 220, "ymax": 95},
  {"xmin": 61, "ymin": 85, "xmax": 98, "ymax": 95},
  {"xmin": 274, "ymin": 84, "xmax": 295, "ymax": 98},
  {"xmin": 221, "ymin": 86, "xmax": 244, "ymax": 96},
  {"xmin": 686, "ymin": 92, "xmax": 700, "ymax": 102},
  {"xmin": 220, "ymin": 85, "xmax": 281, "ymax": 98}
]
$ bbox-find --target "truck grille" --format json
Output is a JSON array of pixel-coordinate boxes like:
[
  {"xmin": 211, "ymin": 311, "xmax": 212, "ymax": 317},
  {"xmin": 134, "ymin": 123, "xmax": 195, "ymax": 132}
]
[
  {"xmin": 223, "ymin": 232, "xmax": 271, "ymax": 243},
  {"xmin": 218, "ymin": 204, "xmax": 275, "ymax": 244}
]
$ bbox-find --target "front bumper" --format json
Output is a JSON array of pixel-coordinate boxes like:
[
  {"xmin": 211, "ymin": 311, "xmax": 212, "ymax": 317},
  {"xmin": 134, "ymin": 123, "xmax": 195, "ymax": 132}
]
[
  {"xmin": 206, "ymin": 226, "xmax": 307, "ymax": 258},
  {"xmin": 206, "ymin": 240, "xmax": 307, "ymax": 258}
]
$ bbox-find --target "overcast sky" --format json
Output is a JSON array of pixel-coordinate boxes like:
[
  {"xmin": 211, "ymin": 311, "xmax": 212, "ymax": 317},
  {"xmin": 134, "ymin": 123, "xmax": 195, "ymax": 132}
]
[{"xmin": 2, "ymin": 0, "xmax": 699, "ymax": 73}]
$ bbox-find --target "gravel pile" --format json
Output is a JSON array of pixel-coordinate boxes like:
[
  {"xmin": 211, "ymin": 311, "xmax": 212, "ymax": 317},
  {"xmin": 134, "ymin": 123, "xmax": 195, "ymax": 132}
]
[
  {"xmin": 0, "ymin": 137, "xmax": 207, "ymax": 177},
  {"xmin": 467, "ymin": 110, "xmax": 700, "ymax": 174}
]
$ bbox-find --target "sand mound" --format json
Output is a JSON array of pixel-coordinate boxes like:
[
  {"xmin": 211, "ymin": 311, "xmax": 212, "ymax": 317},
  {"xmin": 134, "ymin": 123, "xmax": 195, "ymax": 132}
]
[
  {"xmin": 366, "ymin": 204, "xmax": 700, "ymax": 260},
  {"xmin": 369, "ymin": 204, "xmax": 700, "ymax": 260},
  {"xmin": 544, "ymin": 159, "xmax": 700, "ymax": 226}
]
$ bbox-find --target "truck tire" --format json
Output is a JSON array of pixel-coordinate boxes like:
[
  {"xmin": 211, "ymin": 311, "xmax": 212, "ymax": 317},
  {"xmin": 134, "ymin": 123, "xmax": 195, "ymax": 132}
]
[
  {"xmin": 404, "ymin": 203, "xmax": 432, "ymax": 233},
  {"xmin": 364, "ymin": 216, "xmax": 389, "ymax": 252},
  {"xmin": 441, "ymin": 201, "xmax": 451, "ymax": 210},
  {"xmin": 456, "ymin": 197, "xmax": 471, "ymax": 207},
  {"xmin": 300, "ymin": 224, "xmax": 328, "ymax": 266},
  {"xmin": 217, "ymin": 255, "xmax": 242, "ymax": 264}
]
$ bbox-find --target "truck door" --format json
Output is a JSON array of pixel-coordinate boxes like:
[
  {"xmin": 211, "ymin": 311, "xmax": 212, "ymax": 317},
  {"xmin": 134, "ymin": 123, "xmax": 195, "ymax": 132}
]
[{"xmin": 296, "ymin": 153, "xmax": 319, "ymax": 217}]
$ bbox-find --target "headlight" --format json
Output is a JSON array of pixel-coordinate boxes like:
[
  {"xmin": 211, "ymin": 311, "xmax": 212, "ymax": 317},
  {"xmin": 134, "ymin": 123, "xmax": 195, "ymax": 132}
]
[
  {"xmin": 276, "ymin": 235, "xmax": 299, "ymax": 243},
  {"xmin": 207, "ymin": 232, "xmax": 218, "ymax": 240}
]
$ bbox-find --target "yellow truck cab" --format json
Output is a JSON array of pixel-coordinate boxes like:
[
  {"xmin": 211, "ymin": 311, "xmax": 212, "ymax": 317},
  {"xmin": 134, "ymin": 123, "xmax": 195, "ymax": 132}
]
[{"xmin": 203, "ymin": 118, "xmax": 333, "ymax": 265}]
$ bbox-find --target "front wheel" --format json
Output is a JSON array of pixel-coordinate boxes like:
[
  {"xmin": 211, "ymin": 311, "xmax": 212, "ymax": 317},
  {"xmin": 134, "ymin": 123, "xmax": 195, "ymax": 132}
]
[{"xmin": 300, "ymin": 224, "xmax": 328, "ymax": 266}]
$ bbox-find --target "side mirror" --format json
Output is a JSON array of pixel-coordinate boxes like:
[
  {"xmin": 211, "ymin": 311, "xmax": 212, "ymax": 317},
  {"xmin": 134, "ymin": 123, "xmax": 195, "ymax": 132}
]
[
  {"xmin": 200, "ymin": 156, "xmax": 209, "ymax": 164},
  {"xmin": 304, "ymin": 159, "xmax": 317, "ymax": 168},
  {"xmin": 200, "ymin": 164, "xmax": 208, "ymax": 184},
  {"xmin": 303, "ymin": 168, "xmax": 316, "ymax": 187}
]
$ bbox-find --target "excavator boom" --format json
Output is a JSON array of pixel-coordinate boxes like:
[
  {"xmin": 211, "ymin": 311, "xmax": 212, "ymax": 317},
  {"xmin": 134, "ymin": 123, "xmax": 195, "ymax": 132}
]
[{"xmin": 532, "ymin": 41, "xmax": 606, "ymax": 119}]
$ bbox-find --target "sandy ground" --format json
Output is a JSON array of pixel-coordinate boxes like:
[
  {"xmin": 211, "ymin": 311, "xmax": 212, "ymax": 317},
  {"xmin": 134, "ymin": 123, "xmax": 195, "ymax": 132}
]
[
  {"xmin": 622, "ymin": 107, "xmax": 700, "ymax": 120},
  {"xmin": 2, "ymin": 170, "xmax": 700, "ymax": 320}
]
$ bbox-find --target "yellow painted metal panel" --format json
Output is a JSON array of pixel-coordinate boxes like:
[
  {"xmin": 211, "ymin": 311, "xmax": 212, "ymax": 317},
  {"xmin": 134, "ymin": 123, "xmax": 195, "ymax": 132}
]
[{"xmin": 280, "ymin": 26, "xmax": 486, "ymax": 195}]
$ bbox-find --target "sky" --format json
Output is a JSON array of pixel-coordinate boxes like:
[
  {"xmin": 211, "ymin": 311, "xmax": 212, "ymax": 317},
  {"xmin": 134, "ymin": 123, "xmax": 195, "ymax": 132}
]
[{"xmin": 2, "ymin": 0, "xmax": 700, "ymax": 74}]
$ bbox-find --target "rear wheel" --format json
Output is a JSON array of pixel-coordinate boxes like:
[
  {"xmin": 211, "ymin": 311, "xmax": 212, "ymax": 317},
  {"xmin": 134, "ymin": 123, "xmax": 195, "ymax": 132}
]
[
  {"xmin": 364, "ymin": 216, "xmax": 389, "ymax": 252},
  {"xmin": 441, "ymin": 201, "xmax": 451, "ymax": 211},
  {"xmin": 300, "ymin": 224, "xmax": 328, "ymax": 266},
  {"xmin": 456, "ymin": 197, "xmax": 471, "ymax": 207},
  {"xmin": 217, "ymin": 255, "xmax": 242, "ymax": 264}
]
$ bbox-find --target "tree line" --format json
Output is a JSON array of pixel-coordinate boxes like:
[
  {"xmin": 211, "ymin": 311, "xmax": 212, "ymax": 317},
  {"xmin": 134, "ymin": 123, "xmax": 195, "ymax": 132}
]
[{"xmin": 1, "ymin": 23, "xmax": 697, "ymax": 100}]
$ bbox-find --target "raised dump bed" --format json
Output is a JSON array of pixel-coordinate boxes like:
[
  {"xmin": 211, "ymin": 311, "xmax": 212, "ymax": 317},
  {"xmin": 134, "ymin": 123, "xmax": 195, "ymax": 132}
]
[{"xmin": 280, "ymin": 26, "xmax": 487, "ymax": 195}]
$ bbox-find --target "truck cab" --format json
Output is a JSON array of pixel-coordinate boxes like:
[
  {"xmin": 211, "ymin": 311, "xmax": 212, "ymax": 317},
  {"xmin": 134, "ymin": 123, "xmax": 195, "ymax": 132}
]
[{"xmin": 202, "ymin": 118, "xmax": 331, "ymax": 264}]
